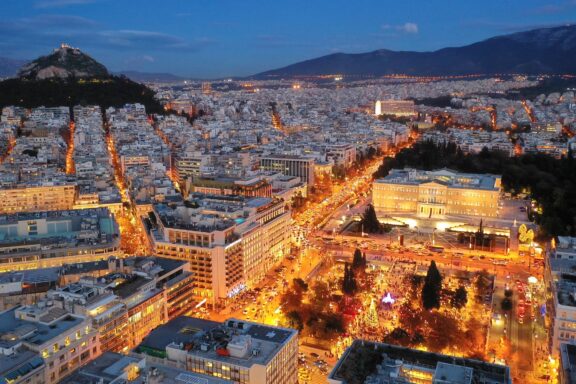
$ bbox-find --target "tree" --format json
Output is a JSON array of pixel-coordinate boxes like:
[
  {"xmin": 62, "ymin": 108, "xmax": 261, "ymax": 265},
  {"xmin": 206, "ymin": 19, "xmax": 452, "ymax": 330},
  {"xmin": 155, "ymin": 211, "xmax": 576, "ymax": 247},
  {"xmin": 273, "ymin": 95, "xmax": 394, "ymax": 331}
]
[
  {"xmin": 352, "ymin": 248, "xmax": 364, "ymax": 271},
  {"xmin": 332, "ymin": 164, "xmax": 346, "ymax": 180},
  {"xmin": 293, "ymin": 278, "xmax": 308, "ymax": 292},
  {"xmin": 342, "ymin": 262, "xmax": 357, "ymax": 295},
  {"xmin": 422, "ymin": 261, "xmax": 442, "ymax": 310},
  {"xmin": 360, "ymin": 204, "xmax": 382, "ymax": 233},
  {"xmin": 310, "ymin": 281, "xmax": 331, "ymax": 312},
  {"xmin": 286, "ymin": 310, "xmax": 304, "ymax": 331},
  {"xmin": 451, "ymin": 286, "xmax": 468, "ymax": 309},
  {"xmin": 281, "ymin": 279, "xmax": 308, "ymax": 312}
]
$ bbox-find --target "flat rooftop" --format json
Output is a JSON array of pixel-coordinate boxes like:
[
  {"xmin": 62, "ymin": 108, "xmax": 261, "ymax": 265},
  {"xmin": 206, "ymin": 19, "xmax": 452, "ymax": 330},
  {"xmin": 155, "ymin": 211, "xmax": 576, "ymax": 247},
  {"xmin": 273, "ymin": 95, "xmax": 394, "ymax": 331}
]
[
  {"xmin": 0, "ymin": 349, "xmax": 44, "ymax": 381},
  {"xmin": 138, "ymin": 316, "xmax": 220, "ymax": 353},
  {"xmin": 556, "ymin": 273, "xmax": 576, "ymax": 308},
  {"xmin": 60, "ymin": 351, "xmax": 230, "ymax": 384},
  {"xmin": 154, "ymin": 203, "xmax": 235, "ymax": 233},
  {"xmin": 330, "ymin": 340, "xmax": 511, "ymax": 384},
  {"xmin": 0, "ymin": 208, "xmax": 118, "ymax": 252},
  {"xmin": 141, "ymin": 317, "xmax": 297, "ymax": 368},
  {"xmin": 0, "ymin": 307, "xmax": 84, "ymax": 346},
  {"xmin": 375, "ymin": 168, "xmax": 500, "ymax": 191}
]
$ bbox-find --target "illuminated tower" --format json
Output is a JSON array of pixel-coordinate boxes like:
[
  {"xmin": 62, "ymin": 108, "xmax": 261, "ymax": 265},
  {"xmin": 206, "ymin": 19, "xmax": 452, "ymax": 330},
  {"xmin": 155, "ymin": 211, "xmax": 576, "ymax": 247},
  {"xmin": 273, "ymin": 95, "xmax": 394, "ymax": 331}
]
[
  {"xmin": 375, "ymin": 100, "xmax": 382, "ymax": 116},
  {"xmin": 202, "ymin": 82, "xmax": 212, "ymax": 95}
]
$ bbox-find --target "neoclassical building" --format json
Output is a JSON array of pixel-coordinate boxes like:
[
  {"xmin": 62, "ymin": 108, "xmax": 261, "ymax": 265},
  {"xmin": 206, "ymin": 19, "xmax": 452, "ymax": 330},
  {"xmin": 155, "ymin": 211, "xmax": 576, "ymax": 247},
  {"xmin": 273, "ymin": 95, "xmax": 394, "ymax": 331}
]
[{"xmin": 372, "ymin": 168, "xmax": 501, "ymax": 218}]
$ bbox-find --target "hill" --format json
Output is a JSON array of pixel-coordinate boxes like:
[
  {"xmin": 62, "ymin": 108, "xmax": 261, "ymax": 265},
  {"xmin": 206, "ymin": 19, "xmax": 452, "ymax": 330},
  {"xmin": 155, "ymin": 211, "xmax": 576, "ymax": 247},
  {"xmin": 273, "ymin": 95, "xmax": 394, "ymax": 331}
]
[
  {"xmin": 254, "ymin": 25, "xmax": 576, "ymax": 78},
  {"xmin": 18, "ymin": 44, "xmax": 109, "ymax": 80},
  {"xmin": 0, "ymin": 45, "xmax": 164, "ymax": 113}
]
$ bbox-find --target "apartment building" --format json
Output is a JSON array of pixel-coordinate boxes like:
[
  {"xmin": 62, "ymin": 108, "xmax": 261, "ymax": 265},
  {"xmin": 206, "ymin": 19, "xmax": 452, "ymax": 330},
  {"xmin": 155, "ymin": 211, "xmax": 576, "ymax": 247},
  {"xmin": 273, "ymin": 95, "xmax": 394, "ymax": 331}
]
[
  {"xmin": 0, "ymin": 208, "xmax": 121, "ymax": 272},
  {"xmin": 0, "ymin": 302, "xmax": 99, "ymax": 384},
  {"xmin": 147, "ymin": 195, "xmax": 291, "ymax": 305},
  {"xmin": 324, "ymin": 143, "xmax": 357, "ymax": 169},
  {"xmin": 0, "ymin": 182, "xmax": 77, "ymax": 214},
  {"xmin": 187, "ymin": 175, "xmax": 272, "ymax": 198},
  {"xmin": 329, "ymin": 340, "xmax": 511, "ymax": 384},
  {"xmin": 545, "ymin": 249, "xmax": 576, "ymax": 357},
  {"xmin": 136, "ymin": 316, "xmax": 298, "ymax": 384},
  {"xmin": 375, "ymin": 99, "xmax": 416, "ymax": 117},
  {"xmin": 0, "ymin": 350, "xmax": 45, "ymax": 384},
  {"xmin": 373, "ymin": 168, "xmax": 501, "ymax": 218},
  {"xmin": 259, "ymin": 155, "xmax": 315, "ymax": 186}
]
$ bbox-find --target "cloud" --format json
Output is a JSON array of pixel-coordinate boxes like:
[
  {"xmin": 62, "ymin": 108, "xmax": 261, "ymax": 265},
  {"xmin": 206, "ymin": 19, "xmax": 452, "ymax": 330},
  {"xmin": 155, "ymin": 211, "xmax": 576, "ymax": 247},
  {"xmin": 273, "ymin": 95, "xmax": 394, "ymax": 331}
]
[
  {"xmin": 0, "ymin": 14, "xmax": 98, "ymax": 33},
  {"xmin": 98, "ymin": 30, "xmax": 216, "ymax": 51},
  {"xmin": 34, "ymin": 0, "xmax": 98, "ymax": 8},
  {"xmin": 381, "ymin": 22, "xmax": 419, "ymax": 34},
  {"xmin": 400, "ymin": 22, "xmax": 418, "ymax": 34},
  {"xmin": 0, "ymin": 14, "xmax": 216, "ymax": 59}
]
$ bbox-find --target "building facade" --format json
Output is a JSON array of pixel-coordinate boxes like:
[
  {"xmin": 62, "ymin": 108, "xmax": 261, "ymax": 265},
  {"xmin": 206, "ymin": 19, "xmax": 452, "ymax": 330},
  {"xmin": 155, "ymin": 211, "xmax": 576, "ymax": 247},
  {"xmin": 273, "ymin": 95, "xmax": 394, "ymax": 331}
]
[
  {"xmin": 137, "ymin": 317, "xmax": 298, "ymax": 384},
  {"xmin": 0, "ymin": 183, "xmax": 76, "ymax": 214},
  {"xmin": 148, "ymin": 195, "xmax": 291, "ymax": 305},
  {"xmin": 259, "ymin": 156, "xmax": 315, "ymax": 186},
  {"xmin": 373, "ymin": 169, "xmax": 501, "ymax": 218},
  {"xmin": 329, "ymin": 340, "xmax": 512, "ymax": 384},
  {"xmin": 0, "ymin": 208, "xmax": 121, "ymax": 272}
]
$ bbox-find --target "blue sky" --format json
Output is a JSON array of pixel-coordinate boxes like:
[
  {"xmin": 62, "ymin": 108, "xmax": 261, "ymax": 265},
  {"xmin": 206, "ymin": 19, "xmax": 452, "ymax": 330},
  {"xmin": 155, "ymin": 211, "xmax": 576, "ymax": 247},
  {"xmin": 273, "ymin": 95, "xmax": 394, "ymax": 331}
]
[{"xmin": 0, "ymin": 0, "xmax": 575, "ymax": 78}]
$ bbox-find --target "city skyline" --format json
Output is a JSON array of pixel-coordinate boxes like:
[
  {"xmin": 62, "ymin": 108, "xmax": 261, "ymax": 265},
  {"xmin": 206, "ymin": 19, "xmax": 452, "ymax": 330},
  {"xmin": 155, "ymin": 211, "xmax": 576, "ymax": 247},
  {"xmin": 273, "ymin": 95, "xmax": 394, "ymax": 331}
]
[
  {"xmin": 0, "ymin": 0, "xmax": 574, "ymax": 78},
  {"xmin": 1, "ymin": 2, "xmax": 576, "ymax": 383}
]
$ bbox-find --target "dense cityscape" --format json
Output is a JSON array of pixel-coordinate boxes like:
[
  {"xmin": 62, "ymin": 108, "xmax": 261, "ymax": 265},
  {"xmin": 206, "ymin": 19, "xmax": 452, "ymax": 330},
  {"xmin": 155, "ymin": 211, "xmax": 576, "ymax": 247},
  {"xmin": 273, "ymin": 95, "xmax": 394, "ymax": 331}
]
[{"xmin": 1, "ymin": 2, "xmax": 576, "ymax": 383}]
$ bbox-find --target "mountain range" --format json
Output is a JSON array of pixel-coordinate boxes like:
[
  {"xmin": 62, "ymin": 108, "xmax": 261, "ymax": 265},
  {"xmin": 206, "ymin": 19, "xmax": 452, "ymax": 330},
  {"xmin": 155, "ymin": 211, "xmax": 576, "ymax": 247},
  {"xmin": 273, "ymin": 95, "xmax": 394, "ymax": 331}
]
[
  {"xmin": 1, "ymin": 25, "xmax": 575, "ymax": 81},
  {"xmin": 254, "ymin": 25, "xmax": 576, "ymax": 79}
]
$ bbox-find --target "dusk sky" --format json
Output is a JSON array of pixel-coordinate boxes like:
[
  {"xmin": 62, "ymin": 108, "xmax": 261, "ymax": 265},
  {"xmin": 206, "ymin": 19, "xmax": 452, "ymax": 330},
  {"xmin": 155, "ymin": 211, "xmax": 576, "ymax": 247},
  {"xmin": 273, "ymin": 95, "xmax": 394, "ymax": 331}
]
[{"xmin": 1, "ymin": 0, "xmax": 575, "ymax": 78}]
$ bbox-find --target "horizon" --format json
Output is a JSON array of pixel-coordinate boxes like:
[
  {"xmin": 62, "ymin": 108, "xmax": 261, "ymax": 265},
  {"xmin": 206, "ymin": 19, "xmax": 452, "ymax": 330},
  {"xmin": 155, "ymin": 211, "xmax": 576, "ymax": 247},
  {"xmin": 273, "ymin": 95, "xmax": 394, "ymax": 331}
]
[{"xmin": 0, "ymin": 0, "xmax": 575, "ymax": 78}]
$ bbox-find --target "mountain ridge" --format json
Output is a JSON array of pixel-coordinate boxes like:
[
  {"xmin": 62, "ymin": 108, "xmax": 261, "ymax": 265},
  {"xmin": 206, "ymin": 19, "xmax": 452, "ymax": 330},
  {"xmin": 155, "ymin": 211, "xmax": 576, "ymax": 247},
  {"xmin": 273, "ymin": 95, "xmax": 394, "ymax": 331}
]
[{"xmin": 253, "ymin": 25, "xmax": 576, "ymax": 79}]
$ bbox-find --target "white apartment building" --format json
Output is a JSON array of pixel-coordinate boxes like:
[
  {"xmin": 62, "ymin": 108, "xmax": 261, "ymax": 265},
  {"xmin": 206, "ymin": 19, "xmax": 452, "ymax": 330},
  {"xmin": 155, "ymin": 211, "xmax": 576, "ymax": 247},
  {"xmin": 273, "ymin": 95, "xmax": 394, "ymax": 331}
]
[{"xmin": 147, "ymin": 195, "xmax": 291, "ymax": 305}]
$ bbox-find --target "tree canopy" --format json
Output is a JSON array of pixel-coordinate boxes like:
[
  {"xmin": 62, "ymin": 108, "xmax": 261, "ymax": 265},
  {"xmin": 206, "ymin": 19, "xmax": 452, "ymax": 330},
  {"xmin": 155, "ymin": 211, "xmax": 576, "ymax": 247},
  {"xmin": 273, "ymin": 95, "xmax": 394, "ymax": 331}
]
[
  {"xmin": 374, "ymin": 140, "xmax": 576, "ymax": 237},
  {"xmin": 422, "ymin": 260, "xmax": 443, "ymax": 310}
]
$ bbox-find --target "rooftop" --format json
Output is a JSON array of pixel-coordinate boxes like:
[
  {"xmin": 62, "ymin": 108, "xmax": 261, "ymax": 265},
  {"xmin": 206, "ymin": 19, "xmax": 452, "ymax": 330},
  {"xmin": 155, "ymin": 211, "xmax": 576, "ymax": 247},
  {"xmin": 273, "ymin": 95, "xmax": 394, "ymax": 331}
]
[
  {"xmin": 0, "ymin": 307, "xmax": 84, "ymax": 347},
  {"xmin": 60, "ymin": 351, "xmax": 230, "ymax": 384},
  {"xmin": 330, "ymin": 340, "xmax": 511, "ymax": 384},
  {"xmin": 138, "ymin": 316, "xmax": 220, "ymax": 353},
  {"xmin": 140, "ymin": 317, "xmax": 297, "ymax": 368},
  {"xmin": 375, "ymin": 168, "xmax": 500, "ymax": 191},
  {"xmin": 0, "ymin": 208, "xmax": 118, "ymax": 253},
  {"xmin": 0, "ymin": 349, "xmax": 44, "ymax": 382}
]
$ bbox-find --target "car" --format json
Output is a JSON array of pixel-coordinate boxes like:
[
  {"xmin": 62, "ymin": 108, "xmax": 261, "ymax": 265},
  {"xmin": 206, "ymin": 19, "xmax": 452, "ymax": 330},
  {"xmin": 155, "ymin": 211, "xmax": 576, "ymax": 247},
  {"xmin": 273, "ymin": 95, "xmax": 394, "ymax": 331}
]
[{"xmin": 242, "ymin": 309, "xmax": 248, "ymax": 315}]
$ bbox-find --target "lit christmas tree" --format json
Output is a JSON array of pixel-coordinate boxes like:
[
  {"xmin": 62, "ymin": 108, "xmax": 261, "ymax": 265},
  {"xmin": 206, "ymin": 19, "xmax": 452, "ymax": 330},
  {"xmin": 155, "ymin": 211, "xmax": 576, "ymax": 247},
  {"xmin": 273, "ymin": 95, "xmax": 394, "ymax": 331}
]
[{"xmin": 365, "ymin": 298, "xmax": 380, "ymax": 330}]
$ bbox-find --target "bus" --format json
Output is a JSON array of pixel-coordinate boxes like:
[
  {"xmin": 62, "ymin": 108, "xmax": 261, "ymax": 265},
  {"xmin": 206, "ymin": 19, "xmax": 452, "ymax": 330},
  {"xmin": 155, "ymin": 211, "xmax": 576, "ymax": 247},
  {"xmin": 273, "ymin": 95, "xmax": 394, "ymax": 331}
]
[{"xmin": 428, "ymin": 245, "xmax": 445, "ymax": 253}]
